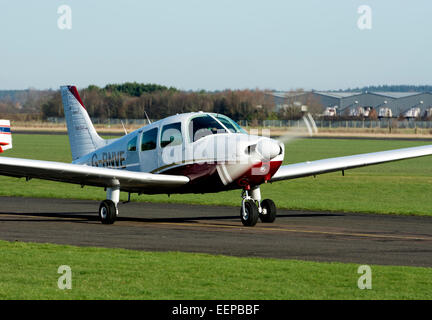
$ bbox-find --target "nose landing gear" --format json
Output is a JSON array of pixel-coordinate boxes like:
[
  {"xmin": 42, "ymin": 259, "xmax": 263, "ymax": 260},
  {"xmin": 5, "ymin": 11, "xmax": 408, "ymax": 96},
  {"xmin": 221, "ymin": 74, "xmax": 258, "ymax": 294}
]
[
  {"xmin": 240, "ymin": 186, "xmax": 277, "ymax": 226},
  {"xmin": 240, "ymin": 191, "xmax": 259, "ymax": 226}
]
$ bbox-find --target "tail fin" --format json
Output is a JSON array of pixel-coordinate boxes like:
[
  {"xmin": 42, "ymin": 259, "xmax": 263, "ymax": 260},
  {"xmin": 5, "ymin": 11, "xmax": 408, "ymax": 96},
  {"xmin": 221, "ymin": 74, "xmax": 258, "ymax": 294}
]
[
  {"xmin": 60, "ymin": 85, "xmax": 105, "ymax": 161},
  {"xmin": 0, "ymin": 120, "xmax": 12, "ymax": 153}
]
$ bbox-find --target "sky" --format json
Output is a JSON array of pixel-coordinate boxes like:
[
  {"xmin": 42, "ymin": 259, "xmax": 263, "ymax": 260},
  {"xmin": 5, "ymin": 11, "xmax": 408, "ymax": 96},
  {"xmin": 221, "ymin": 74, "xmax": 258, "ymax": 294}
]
[{"xmin": 0, "ymin": 0, "xmax": 431, "ymax": 91}]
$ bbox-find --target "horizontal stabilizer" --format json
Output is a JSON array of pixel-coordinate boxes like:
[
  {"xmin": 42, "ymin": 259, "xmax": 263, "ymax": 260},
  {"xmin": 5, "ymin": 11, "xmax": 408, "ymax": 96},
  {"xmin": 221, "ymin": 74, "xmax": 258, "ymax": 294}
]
[{"xmin": 0, "ymin": 120, "xmax": 12, "ymax": 153}]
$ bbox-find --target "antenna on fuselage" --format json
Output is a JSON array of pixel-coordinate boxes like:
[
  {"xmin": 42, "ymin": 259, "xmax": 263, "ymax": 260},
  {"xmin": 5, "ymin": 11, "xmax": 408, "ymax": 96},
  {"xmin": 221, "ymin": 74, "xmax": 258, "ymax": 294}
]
[
  {"xmin": 121, "ymin": 120, "xmax": 128, "ymax": 135},
  {"xmin": 144, "ymin": 111, "xmax": 152, "ymax": 125}
]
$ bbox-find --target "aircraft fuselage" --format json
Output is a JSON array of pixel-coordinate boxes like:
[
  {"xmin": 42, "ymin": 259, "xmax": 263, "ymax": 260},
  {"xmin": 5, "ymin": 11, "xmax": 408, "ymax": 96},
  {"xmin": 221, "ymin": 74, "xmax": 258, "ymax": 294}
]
[{"xmin": 75, "ymin": 112, "xmax": 284, "ymax": 194}]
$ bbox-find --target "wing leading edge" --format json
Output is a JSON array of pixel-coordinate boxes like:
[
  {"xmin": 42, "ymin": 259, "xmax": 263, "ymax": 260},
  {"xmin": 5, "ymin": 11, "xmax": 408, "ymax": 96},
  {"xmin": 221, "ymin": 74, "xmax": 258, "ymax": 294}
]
[
  {"xmin": 270, "ymin": 144, "xmax": 432, "ymax": 182},
  {"xmin": 0, "ymin": 156, "xmax": 189, "ymax": 193}
]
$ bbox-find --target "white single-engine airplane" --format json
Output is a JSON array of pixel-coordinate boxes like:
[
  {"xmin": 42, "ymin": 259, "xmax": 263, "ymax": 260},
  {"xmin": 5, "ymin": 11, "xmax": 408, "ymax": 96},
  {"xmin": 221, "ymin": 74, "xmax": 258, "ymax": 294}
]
[{"xmin": 1, "ymin": 85, "xmax": 432, "ymax": 226}]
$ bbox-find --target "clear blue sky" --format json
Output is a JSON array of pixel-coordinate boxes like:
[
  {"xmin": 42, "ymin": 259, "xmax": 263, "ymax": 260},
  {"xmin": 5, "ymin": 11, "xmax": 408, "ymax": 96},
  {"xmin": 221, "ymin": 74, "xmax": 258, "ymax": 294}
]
[{"xmin": 0, "ymin": 0, "xmax": 431, "ymax": 91}]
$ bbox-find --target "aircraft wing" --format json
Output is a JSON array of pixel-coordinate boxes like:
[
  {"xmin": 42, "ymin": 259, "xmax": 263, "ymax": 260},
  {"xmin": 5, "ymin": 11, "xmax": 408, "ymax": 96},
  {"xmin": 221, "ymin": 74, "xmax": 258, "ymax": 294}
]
[
  {"xmin": 270, "ymin": 144, "xmax": 432, "ymax": 182},
  {"xmin": 0, "ymin": 156, "xmax": 189, "ymax": 193}
]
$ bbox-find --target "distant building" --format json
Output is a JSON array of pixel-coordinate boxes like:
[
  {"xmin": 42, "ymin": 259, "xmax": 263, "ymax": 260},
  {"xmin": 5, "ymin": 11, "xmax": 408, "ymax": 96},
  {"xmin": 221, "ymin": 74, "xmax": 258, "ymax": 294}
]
[
  {"xmin": 269, "ymin": 91, "xmax": 432, "ymax": 119},
  {"xmin": 323, "ymin": 106, "xmax": 337, "ymax": 117}
]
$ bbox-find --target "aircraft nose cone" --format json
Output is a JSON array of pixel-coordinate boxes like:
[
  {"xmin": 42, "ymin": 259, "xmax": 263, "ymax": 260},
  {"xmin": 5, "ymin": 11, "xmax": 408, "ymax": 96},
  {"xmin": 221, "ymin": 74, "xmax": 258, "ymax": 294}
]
[{"xmin": 256, "ymin": 139, "xmax": 282, "ymax": 160}]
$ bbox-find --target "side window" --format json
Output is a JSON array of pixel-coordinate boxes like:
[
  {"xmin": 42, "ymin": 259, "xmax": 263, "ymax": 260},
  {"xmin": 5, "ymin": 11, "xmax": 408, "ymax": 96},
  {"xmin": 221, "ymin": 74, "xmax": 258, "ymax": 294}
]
[
  {"xmin": 161, "ymin": 122, "xmax": 183, "ymax": 148},
  {"xmin": 141, "ymin": 128, "xmax": 158, "ymax": 151},
  {"xmin": 127, "ymin": 136, "xmax": 137, "ymax": 152}
]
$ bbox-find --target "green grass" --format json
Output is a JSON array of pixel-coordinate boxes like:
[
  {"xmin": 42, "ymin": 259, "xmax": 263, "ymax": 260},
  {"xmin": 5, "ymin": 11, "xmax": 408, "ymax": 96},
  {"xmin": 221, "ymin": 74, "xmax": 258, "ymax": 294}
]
[
  {"xmin": 0, "ymin": 240, "xmax": 430, "ymax": 300},
  {"xmin": 1, "ymin": 137, "xmax": 431, "ymax": 300},
  {"xmin": 1, "ymin": 134, "xmax": 432, "ymax": 216}
]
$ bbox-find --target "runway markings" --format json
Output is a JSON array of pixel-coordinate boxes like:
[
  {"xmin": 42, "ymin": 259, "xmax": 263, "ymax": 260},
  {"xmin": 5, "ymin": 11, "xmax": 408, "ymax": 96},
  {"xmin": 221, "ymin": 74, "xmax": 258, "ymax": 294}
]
[{"xmin": 139, "ymin": 221, "xmax": 432, "ymax": 241}]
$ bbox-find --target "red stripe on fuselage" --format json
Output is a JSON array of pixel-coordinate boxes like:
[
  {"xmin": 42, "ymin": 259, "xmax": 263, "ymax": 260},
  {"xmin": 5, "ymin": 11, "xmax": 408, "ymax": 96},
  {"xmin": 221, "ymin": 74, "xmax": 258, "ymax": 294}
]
[{"xmin": 160, "ymin": 160, "xmax": 283, "ymax": 194}]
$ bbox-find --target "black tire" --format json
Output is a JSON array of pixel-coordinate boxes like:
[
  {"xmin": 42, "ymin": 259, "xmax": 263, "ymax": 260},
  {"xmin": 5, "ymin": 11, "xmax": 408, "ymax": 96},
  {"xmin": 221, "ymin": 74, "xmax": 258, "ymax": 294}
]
[
  {"xmin": 99, "ymin": 200, "xmax": 117, "ymax": 224},
  {"xmin": 240, "ymin": 199, "xmax": 259, "ymax": 227},
  {"xmin": 259, "ymin": 199, "xmax": 276, "ymax": 223}
]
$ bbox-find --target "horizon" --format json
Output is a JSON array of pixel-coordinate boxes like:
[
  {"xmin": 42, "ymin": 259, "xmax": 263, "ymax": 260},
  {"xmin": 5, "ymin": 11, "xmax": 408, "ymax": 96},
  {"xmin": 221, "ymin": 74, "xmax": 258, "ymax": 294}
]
[{"xmin": 2, "ymin": 84, "xmax": 432, "ymax": 93}]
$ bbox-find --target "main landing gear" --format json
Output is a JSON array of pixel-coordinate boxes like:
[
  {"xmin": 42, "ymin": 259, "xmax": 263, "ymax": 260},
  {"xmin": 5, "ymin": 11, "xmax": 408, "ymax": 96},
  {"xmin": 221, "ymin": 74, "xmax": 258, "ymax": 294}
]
[
  {"xmin": 99, "ymin": 184, "xmax": 120, "ymax": 224},
  {"xmin": 240, "ymin": 186, "xmax": 276, "ymax": 227}
]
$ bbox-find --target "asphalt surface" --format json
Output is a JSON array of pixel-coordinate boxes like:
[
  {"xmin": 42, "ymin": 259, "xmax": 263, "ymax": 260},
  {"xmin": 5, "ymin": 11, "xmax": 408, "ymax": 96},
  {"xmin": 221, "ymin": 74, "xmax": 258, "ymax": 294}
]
[{"xmin": 0, "ymin": 196, "xmax": 431, "ymax": 267}]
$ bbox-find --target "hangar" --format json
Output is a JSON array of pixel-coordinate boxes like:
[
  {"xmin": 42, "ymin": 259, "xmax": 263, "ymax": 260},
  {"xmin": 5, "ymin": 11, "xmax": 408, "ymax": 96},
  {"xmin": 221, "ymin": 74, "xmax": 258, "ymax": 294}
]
[{"xmin": 271, "ymin": 91, "xmax": 432, "ymax": 119}]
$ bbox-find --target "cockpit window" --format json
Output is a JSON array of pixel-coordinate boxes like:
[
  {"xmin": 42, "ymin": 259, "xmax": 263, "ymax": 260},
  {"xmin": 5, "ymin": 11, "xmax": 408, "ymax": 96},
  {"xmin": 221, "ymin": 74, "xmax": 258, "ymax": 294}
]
[
  {"xmin": 213, "ymin": 114, "xmax": 247, "ymax": 134},
  {"xmin": 188, "ymin": 114, "xmax": 227, "ymax": 142}
]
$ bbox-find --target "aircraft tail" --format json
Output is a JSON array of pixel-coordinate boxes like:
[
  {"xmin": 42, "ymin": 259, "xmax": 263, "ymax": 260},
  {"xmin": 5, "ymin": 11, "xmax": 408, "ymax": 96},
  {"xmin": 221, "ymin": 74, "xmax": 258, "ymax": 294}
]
[
  {"xmin": 60, "ymin": 85, "xmax": 106, "ymax": 161},
  {"xmin": 0, "ymin": 120, "xmax": 12, "ymax": 153}
]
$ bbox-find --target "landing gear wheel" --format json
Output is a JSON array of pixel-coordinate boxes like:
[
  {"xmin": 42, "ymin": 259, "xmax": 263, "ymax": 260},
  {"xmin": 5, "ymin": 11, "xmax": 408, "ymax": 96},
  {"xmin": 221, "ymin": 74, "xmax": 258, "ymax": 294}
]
[
  {"xmin": 259, "ymin": 199, "xmax": 276, "ymax": 223},
  {"xmin": 240, "ymin": 199, "xmax": 259, "ymax": 227},
  {"xmin": 99, "ymin": 200, "xmax": 117, "ymax": 225}
]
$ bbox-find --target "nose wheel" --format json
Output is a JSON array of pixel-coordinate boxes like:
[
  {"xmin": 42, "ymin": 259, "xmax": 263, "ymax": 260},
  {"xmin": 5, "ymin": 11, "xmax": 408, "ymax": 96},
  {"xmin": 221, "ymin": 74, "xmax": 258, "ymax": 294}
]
[
  {"xmin": 240, "ymin": 188, "xmax": 277, "ymax": 226},
  {"xmin": 240, "ymin": 198, "xmax": 259, "ymax": 226}
]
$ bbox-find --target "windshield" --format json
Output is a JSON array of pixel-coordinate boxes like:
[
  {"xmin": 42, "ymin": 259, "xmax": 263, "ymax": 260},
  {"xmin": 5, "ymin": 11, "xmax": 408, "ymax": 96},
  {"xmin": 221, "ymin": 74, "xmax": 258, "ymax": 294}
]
[
  {"xmin": 213, "ymin": 114, "xmax": 247, "ymax": 134},
  {"xmin": 188, "ymin": 114, "xmax": 227, "ymax": 142}
]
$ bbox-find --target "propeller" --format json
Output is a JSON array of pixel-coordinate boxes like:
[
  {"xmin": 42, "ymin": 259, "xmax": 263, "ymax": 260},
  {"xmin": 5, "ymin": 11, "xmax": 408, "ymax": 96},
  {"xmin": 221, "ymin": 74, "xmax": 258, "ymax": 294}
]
[
  {"xmin": 276, "ymin": 112, "xmax": 318, "ymax": 144},
  {"xmin": 216, "ymin": 113, "xmax": 318, "ymax": 186}
]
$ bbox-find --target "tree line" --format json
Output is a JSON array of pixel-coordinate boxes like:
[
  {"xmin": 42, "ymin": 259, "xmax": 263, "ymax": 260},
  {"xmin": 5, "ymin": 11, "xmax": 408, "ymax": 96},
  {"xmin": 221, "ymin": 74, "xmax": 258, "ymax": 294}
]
[
  {"xmin": 3, "ymin": 83, "xmax": 432, "ymax": 122},
  {"xmin": 40, "ymin": 83, "xmax": 278, "ymax": 121}
]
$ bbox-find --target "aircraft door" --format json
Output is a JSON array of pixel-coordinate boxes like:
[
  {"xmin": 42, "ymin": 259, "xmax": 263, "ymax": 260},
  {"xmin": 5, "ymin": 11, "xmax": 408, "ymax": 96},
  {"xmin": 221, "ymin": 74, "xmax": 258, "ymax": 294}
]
[
  {"xmin": 140, "ymin": 127, "xmax": 159, "ymax": 173},
  {"xmin": 158, "ymin": 122, "xmax": 184, "ymax": 172},
  {"xmin": 125, "ymin": 134, "xmax": 140, "ymax": 171}
]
